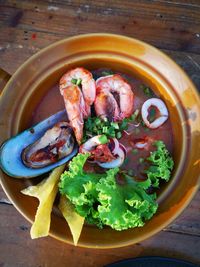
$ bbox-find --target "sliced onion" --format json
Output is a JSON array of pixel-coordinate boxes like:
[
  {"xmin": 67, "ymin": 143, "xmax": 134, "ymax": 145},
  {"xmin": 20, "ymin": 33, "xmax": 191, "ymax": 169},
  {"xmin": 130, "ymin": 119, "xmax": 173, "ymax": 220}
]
[
  {"xmin": 133, "ymin": 137, "xmax": 148, "ymax": 150},
  {"xmin": 119, "ymin": 143, "xmax": 127, "ymax": 157},
  {"xmin": 97, "ymin": 147, "xmax": 125, "ymax": 168},
  {"xmin": 124, "ymin": 130, "xmax": 132, "ymax": 135},
  {"xmin": 135, "ymin": 142, "xmax": 147, "ymax": 149},
  {"xmin": 128, "ymin": 122, "xmax": 140, "ymax": 127},
  {"xmin": 80, "ymin": 135, "xmax": 126, "ymax": 168},
  {"xmin": 79, "ymin": 135, "xmax": 103, "ymax": 153},
  {"xmin": 110, "ymin": 138, "xmax": 119, "ymax": 155}
]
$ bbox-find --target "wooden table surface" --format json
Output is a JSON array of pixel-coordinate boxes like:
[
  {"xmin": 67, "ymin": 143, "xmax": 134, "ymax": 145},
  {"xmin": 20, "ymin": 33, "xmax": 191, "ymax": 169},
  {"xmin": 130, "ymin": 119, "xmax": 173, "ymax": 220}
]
[{"xmin": 0, "ymin": 1, "xmax": 200, "ymax": 266}]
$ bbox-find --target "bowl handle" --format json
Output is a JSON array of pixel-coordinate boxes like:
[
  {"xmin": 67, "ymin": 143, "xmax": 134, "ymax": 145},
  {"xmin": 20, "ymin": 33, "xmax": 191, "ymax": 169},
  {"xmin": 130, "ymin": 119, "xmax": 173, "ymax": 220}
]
[{"xmin": 0, "ymin": 68, "xmax": 11, "ymax": 94}]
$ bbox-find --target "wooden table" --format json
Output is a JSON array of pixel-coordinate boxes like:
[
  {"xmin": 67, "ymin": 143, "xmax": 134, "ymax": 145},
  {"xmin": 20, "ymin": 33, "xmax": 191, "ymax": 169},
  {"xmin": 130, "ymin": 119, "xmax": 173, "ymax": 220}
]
[{"xmin": 0, "ymin": 1, "xmax": 200, "ymax": 266}]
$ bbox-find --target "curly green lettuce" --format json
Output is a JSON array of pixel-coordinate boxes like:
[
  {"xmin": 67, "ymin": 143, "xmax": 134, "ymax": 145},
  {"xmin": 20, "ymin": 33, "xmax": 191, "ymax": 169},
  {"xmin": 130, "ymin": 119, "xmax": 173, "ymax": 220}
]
[
  {"xmin": 145, "ymin": 141, "xmax": 174, "ymax": 188},
  {"xmin": 96, "ymin": 171, "xmax": 158, "ymax": 230},
  {"xmin": 59, "ymin": 153, "xmax": 101, "ymax": 220},
  {"xmin": 59, "ymin": 153, "xmax": 158, "ymax": 231}
]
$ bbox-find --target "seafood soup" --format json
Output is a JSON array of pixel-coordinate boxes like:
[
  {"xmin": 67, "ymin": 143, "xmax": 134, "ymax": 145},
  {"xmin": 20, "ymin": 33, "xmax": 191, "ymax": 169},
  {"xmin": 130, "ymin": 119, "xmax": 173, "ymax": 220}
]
[
  {"xmin": 0, "ymin": 66, "xmax": 174, "ymax": 241},
  {"xmin": 32, "ymin": 68, "xmax": 173, "ymax": 187}
]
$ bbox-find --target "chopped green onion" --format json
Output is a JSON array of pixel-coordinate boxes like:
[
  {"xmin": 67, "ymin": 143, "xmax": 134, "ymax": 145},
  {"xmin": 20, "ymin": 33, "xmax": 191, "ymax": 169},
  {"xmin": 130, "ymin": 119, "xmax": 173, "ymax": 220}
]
[
  {"xmin": 119, "ymin": 120, "xmax": 128, "ymax": 130},
  {"xmin": 93, "ymin": 126, "xmax": 97, "ymax": 132},
  {"xmin": 116, "ymin": 132, "xmax": 122, "ymax": 139},
  {"xmin": 102, "ymin": 70, "xmax": 113, "ymax": 76},
  {"xmin": 102, "ymin": 126, "xmax": 108, "ymax": 133},
  {"xmin": 139, "ymin": 158, "xmax": 145, "ymax": 163},
  {"xmin": 128, "ymin": 169, "xmax": 135, "ymax": 176},
  {"xmin": 83, "ymin": 115, "xmax": 133, "ymax": 142},
  {"xmin": 140, "ymin": 84, "xmax": 153, "ymax": 96},
  {"xmin": 98, "ymin": 135, "xmax": 108, "ymax": 144},
  {"xmin": 71, "ymin": 78, "xmax": 82, "ymax": 86},
  {"xmin": 111, "ymin": 122, "xmax": 119, "ymax": 129},
  {"xmin": 76, "ymin": 78, "xmax": 82, "ymax": 86},
  {"xmin": 71, "ymin": 78, "xmax": 77, "ymax": 84},
  {"xmin": 94, "ymin": 117, "xmax": 101, "ymax": 125},
  {"xmin": 132, "ymin": 149, "xmax": 138, "ymax": 155},
  {"xmin": 108, "ymin": 126, "xmax": 115, "ymax": 134},
  {"xmin": 129, "ymin": 109, "xmax": 139, "ymax": 122},
  {"xmin": 144, "ymin": 87, "xmax": 153, "ymax": 96}
]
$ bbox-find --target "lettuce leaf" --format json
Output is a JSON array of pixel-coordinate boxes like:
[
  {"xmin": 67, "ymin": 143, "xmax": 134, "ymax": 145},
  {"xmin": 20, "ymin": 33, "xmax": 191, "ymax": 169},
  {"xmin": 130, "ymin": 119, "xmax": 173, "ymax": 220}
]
[
  {"xmin": 145, "ymin": 141, "xmax": 174, "ymax": 188},
  {"xmin": 59, "ymin": 153, "xmax": 158, "ymax": 231},
  {"xmin": 59, "ymin": 153, "xmax": 103, "ymax": 226},
  {"xmin": 96, "ymin": 171, "xmax": 158, "ymax": 230}
]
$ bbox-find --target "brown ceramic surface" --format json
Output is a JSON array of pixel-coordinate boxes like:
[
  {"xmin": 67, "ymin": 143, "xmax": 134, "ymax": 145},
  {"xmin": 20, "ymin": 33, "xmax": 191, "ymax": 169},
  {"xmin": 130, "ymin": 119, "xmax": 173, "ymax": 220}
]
[{"xmin": 0, "ymin": 33, "xmax": 200, "ymax": 248}]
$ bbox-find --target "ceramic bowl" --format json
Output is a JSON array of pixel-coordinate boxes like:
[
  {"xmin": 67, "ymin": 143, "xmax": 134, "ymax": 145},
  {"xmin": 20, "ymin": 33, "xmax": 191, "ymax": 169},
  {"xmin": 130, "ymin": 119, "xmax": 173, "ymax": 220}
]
[{"xmin": 0, "ymin": 33, "xmax": 200, "ymax": 248}]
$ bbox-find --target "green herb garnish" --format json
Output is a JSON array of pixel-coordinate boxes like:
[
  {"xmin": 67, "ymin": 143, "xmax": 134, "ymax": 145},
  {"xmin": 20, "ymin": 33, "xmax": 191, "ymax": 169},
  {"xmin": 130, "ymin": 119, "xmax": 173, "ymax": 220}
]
[
  {"xmin": 76, "ymin": 78, "xmax": 82, "ymax": 85},
  {"xmin": 140, "ymin": 84, "xmax": 153, "ymax": 96},
  {"xmin": 119, "ymin": 120, "xmax": 128, "ymax": 131},
  {"xmin": 71, "ymin": 78, "xmax": 82, "ymax": 85},
  {"xmin": 127, "ymin": 169, "xmax": 135, "ymax": 176},
  {"xmin": 132, "ymin": 148, "xmax": 138, "ymax": 155},
  {"xmin": 139, "ymin": 158, "xmax": 145, "ymax": 164},
  {"xmin": 101, "ymin": 70, "xmax": 114, "ymax": 76},
  {"xmin": 98, "ymin": 135, "xmax": 108, "ymax": 144},
  {"xmin": 116, "ymin": 131, "xmax": 122, "ymax": 139},
  {"xmin": 111, "ymin": 122, "xmax": 119, "ymax": 129},
  {"xmin": 83, "ymin": 112, "xmax": 138, "ymax": 143}
]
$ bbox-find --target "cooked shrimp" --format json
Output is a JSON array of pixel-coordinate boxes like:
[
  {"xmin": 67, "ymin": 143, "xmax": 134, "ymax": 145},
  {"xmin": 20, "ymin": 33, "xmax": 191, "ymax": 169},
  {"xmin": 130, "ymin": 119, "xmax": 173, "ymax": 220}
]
[
  {"xmin": 94, "ymin": 74, "xmax": 134, "ymax": 121},
  {"xmin": 94, "ymin": 89, "xmax": 120, "ymax": 121},
  {"xmin": 59, "ymin": 68, "xmax": 96, "ymax": 143},
  {"xmin": 62, "ymin": 85, "xmax": 84, "ymax": 144},
  {"xmin": 60, "ymin": 67, "xmax": 96, "ymax": 117},
  {"xmin": 141, "ymin": 98, "xmax": 169, "ymax": 129}
]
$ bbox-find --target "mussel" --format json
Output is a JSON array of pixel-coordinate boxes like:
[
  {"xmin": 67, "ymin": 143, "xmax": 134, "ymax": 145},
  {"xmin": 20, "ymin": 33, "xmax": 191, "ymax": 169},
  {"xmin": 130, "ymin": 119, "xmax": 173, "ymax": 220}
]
[
  {"xmin": 22, "ymin": 121, "xmax": 75, "ymax": 168},
  {"xmin": 0, "ymin": 110, "xmax": 78, "ymax": 178}
]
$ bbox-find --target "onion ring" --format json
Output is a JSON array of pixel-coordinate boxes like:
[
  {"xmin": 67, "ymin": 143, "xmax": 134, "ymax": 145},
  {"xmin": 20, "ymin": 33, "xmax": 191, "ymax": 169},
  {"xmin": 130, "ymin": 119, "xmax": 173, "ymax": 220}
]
[{"xmin": 97, "ymin": 147, "xmax": 125, "ymax": 168}]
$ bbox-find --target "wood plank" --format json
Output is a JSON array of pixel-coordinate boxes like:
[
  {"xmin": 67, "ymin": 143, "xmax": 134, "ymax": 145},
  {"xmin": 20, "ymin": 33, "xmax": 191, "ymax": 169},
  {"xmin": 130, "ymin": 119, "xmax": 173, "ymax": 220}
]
[
  {"xmin": 0, "ymin": 1, "xmax": 199, "ymax": 90},
  {"xmin": 0, "ymin": 0, "xmax": 199, "ymax": 54},
  {"xmin": 0, "ymin": 203, "xmax": 200, "ymax": 267},
  {"xmin": 164, "ymin": 189, "xmax": 200, "ymax": 236},
  {"xmin": 0, "ymin": 26, "xmax": 199, "ymax": 90}
]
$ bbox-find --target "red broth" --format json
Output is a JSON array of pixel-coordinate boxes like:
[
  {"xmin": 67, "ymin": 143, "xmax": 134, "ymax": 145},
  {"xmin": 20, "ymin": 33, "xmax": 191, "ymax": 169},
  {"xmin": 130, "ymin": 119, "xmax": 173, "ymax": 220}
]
[
  {"xmin": 31, "ymin": 69, "xmax": 173, "ymax": 182},
  {"xmin": 119, "ymin": 73, "xmax": 173, "ymax": 180}
]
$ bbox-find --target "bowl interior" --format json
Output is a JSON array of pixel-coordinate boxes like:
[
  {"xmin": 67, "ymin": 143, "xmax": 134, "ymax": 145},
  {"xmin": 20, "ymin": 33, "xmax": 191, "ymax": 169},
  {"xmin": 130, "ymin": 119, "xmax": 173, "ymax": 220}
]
[{"xmin": 0, "ymin": 34, "xmax": 199, "ymax": 248}]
